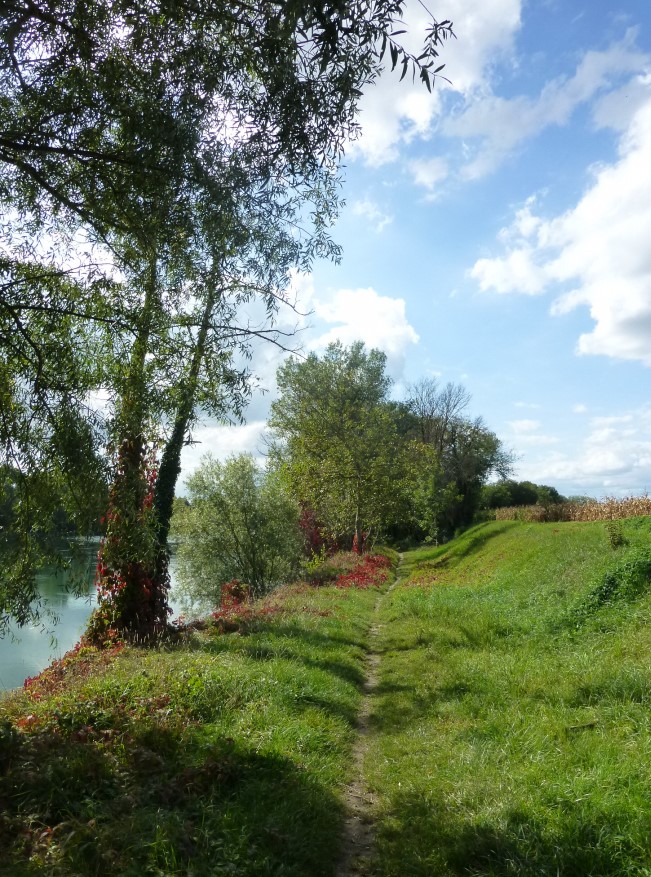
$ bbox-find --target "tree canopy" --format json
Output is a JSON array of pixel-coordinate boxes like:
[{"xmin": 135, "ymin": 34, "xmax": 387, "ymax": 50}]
[
  {"xmin": 270, "ymin": 341, "xmax": 408, "ymax": 546},
  {"xmin": 270, "ymin": 342, "xmax": 512, "ymax": 548},
  {"xmin": 0, "ymin": 2, "xmax": 453, "ymax": 633}
]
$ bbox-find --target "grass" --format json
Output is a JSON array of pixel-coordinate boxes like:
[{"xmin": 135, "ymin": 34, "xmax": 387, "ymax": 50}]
[
  {"xmin": 5, "ymin": 522, "xmax": 651, "ymax": 875},
  {"xmin": 0, "ymin": 567, "xmax": 394, "ymax": 877},
  {"xmin": 366, "ymin": 518, "xmax": 651, "ymax": 876}
]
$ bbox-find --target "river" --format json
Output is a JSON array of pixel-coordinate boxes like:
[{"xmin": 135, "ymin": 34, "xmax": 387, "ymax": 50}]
[{"xmin": 0, "ymin": 542, "xmax": 185, "ymax": 692}]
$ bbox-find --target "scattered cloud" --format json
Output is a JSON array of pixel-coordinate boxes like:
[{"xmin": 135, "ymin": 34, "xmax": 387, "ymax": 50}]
[
  {"xmin": 573, "ymin": 403, "xmax": 588, "ymax": 414},
  {"xmin": 446, "ymin": 30, "xmax": 649, "ymax": 178},
  {"xmin": 351, "ymin": 199, "xmax": 393, "ymax": 232},
  {"xmin": 470, "ymin": 87, "xmax": 651, "ymax": 365},
  {"xmin": 517, "ymin": 407, "xmax": 651, "ymax": 494},
  {"xmin": 351, "ymin": 0, "xmax": 523, "ymax": 165},
  {"xmin": 509, "ymin": 419, "xmax": 540, "ymax": 433},
  {"xmin": 507, "ymin": 419, "xmax": 559, "ymax": 446},
  {"xmin": 409, "ymin": 157, "xmax": 449, "ymax": 197},
  {"xmin": 514, "ymin": 401, "xmax": 542, "ymax": 409},
  {"xmin": 311, "ymin": 287, "xmax": 419, "ymax": 376},
  {"xmin": 179, "ymin": 420, "xmax": 269, "ymax": 488}
]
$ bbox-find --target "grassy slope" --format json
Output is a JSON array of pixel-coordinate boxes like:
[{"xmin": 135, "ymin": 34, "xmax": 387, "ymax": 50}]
[
  {"xmin": 4, "ymin": 523, "xmax": 651, "ymax": 876},
  {"xmin": 369, "ymin": 519, "xmax": 651, "ymax": 876},
  {"xmin": 0, "ymin": 577, "xmax": 392, "ymax": 877}
]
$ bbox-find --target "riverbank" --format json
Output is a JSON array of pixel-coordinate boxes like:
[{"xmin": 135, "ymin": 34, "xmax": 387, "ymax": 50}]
[
  {"xmin": 0, "ymin": 552, "xmax": 397, "ymax": 875},
  {"xmin": 4, "ymin": 521, "xmax": 651, "ymax": 875}
]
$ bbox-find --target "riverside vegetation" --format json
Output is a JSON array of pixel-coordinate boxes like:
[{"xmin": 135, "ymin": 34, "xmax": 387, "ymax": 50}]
[{"xmin": 3, "ymin": 517, "xmax": 651, "ymax": 875}]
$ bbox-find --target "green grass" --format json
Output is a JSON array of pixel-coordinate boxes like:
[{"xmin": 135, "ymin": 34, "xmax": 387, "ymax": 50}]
[
  {"xmin": 5, "ymin": 522, "xmax": 651, "ymax": 875},
  {"xmin": 0, "ymin": 578, "xmax": 392, "ymax": 876},
  {"xmin": 367, "ymin": 519, "xmax": 651, "ymax": 876}
]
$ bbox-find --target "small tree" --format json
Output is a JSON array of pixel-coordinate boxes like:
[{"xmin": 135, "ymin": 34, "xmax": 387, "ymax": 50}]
[{"xmin": 173, "ymin": 454, "xmax": 303, "ymax": 612}]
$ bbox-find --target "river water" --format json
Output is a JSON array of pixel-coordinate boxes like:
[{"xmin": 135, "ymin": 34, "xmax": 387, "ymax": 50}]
[{"xmin": 0, "ymin": 542, "xmax": 184, "ymax": 692}]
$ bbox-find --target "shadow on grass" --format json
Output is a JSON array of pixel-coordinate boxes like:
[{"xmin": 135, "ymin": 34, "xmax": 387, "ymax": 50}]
[
  {"xmin": 401, "ymin": 524, "xmax": 513, "ymax": 583},
  {"xmin": 187, "ymin": 621, "xmax": 368, "ymax": 692},
  {"xmin": 0, "ymin": 725, "xmax": 344, "ymax": 877},
  {"xmin": 449, "ymin": 523, "xmax": 514, "ymax": 564},
  {"xmin": 376, "ymin": 790, "xmax": 649, "ymax": 876}
]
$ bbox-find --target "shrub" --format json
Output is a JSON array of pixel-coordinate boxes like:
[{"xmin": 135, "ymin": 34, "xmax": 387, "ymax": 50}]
[{"xmin": 172, "ymin": 455, "xmax": 303, "ymax": 612}]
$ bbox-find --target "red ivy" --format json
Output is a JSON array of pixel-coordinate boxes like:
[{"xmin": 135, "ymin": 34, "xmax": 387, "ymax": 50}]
[{"xmin": 335, "ymin": 554, "xmax": 391, "ymax": 589}]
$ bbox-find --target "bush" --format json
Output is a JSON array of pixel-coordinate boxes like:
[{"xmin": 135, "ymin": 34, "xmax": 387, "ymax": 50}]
[{"xmin": 172, "ymin": 455, "xmax": 303, "ymax": 612}]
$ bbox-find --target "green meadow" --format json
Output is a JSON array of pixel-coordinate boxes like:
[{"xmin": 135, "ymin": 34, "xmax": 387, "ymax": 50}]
[{"xmin": 3, "ymin": 521, "xmax": 651, "ymax": 875}]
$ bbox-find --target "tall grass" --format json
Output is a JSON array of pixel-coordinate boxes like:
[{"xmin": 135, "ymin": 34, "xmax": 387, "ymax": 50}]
[
  {"xmin": 0, "ymin": 571, "xmax": 395, "ymax": 876},
  {"xmin": 366, "ymin": 518, "xmax": 651, "ymax": 876}
]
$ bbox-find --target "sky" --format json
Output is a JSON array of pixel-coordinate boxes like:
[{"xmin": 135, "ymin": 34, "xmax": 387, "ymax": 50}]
[{"xmin": 180, "ymin": 0, "xmax": 651, "ymax": 500}]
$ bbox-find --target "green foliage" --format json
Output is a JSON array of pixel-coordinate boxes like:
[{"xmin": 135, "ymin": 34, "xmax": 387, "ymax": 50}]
[
  {"xmin": 481, "ymin": 479, "xmax": 566, "ymax": 510},
  {"xmin": 0, "ymin": 577, "xmax": 386, "ymax": 875},
  {"xmin": 173, "ymin": 455, "xmax": 303, "ymax": 610},
  {"xmin": 270, "ymin": 341, "xmax": 411, "ymax": 547},
  {"xmin": 367, "ymin": 520, "xmax": 651, "ymax": 876},
  {"xmin": 605, "ymin": 517, "xmax": 628, "ymax": 550},
  {"xmin": 0, "ymin": 1, "xmax": 453, "ymax": 630},
  {"xmin": 303, "ymin": 551, "xmax": 360, "ymax": 586},
  {"xmin": 571, "ymin": 548, "xmax": 651, "ymax": 623}
]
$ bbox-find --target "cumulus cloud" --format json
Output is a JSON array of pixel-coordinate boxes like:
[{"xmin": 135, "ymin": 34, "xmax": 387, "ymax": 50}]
[
  {"xmin": 447, "ymin": 29, "xmax": 649, "ymax": 178},
  {"xmin": 409, "ymin": 156, "xmax": 449, "ymax": 197},
  {"xmin": 311, "ymin": 287, "xmax": 419, "ymax": 376},
  {"xmin": 470, "ymin": 86, "xmax": 651, "ymax": 365},
  {"xmin": 509, "ymin": 419, "xmax": 540, "ymax": 433},
  {"xmin": 351, "ymin": 199, "xmax": 393, "ymax": 232},
  {"xmin": 350, "ymin": 0, "xmax": 522, "ymax": 166},
  {"xmin": 507, "ymin": 419, "xmax": 559, "ymax": 446},
  {"xmin": 517, "ymin": 408, "xmax": 651, "ymax": 493},
  {"xmin": 179, "ymin": 420, "xmax": 269, "ymax": 488}
]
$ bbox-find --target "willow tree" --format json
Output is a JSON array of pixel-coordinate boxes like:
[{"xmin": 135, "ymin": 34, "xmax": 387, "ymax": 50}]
[{"xmin": 0, "ymin": 1, "xmax": 453, "ymax": 636}]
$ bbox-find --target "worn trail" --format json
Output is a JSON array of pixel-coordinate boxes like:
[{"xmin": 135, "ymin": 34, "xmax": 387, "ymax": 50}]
[{"xmin": 336, "ymin": 554, "xmax": 404, "ymax": 877}]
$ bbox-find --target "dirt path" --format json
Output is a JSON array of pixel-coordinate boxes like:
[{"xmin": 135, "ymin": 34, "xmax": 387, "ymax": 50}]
[{"xmin": 335, "ymin": 555, "xmax": 404, "ymax": 877}]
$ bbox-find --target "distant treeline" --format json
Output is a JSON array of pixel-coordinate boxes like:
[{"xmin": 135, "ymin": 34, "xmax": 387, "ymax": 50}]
[{"xmin": 480, "ymin": 479, "xmax": 569, "ymax": 510}]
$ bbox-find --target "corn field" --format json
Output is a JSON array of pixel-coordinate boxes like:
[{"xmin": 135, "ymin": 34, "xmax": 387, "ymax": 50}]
[{"xmin": 494, "ymin": 495, "xmax": 651, "ymax": 523}]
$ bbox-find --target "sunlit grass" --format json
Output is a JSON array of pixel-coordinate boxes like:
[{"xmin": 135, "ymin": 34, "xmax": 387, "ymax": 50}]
[
  {"xmin": 0, "ymin": 575, "xmax": 392, "ymax": 876},
  {"xmin": 368, "ymin": 518, "xmax": 651, "ymax": 876}
]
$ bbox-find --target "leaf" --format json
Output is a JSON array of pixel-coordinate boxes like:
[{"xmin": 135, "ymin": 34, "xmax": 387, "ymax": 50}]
[
  {"xmin": 390, "ymin": 43, "xmax": 399, "ymax": 71},
  {"xmin": 399, "ymin": 58, "xmax": 409, "ymax": 83},
  {"xmin": 379, "ymin": 34, "xmax": 387, "ymax": 63}
]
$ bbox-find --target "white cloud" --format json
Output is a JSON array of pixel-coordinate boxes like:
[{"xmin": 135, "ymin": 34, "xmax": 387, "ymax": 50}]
[
  {"xmin": 311, "ymin": 287, "xmax": 419, "ymax": 376},
  {"xmin": 447, "ymin": 30, "xmax": 649, "ymax": 178},
  {"xmin": 179, "ymin": 420, "xmax": 269, "ymax": 488},
  {"xmin": 514, "ymin": 401, "xmax": 541, "ymax": 410},
  {"xmin": 409, "ymin": 156, "xmax": 449, "ymax": 196},
  {"xmin": 509, "ymin": 419, "xmax": 540, "ymax": 433},
  {"xmin": 507, "ymin": 419, "xmax": 559, "ymax": 447},
  {"xmin": 351, "ymin": 0, "xmax": 523, "ymax": 165},
  {"xmin": 573, "ymin": 403, "xmax": 588, "ymax": 414},
  {"xmin": 351, "ymin": 199, "xmax": 393, "ymax": 232},
  {"xmin": 471, "ymin": 246, "xmax": 547, "ymax": 295},
  {"xmin": 470, "ymin": 88, "xmax": 651, "ymax": 365},
  {"xmin": 517, "ymin": 407, "xmax": 651, "ymax": 494}
]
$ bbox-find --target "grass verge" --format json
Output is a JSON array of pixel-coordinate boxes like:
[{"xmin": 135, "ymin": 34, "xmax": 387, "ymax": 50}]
[
  {"xmin": 0, "ymin": 556, "xmax": 395, "ymax": 876},
  {"xmin": 367, "ymin": 518, "xmax": 651, "ymax": 876}
]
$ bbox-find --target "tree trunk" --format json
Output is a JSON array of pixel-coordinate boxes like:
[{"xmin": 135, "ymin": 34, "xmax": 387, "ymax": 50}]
[{"xmin": 153, "ymin": 284, "xmax": 218, "ymax": 583}]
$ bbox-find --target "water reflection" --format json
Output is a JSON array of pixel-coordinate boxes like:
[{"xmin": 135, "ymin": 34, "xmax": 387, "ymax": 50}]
[{"xmin": 0, "ymin": 543, "xmax": 182, "ymax": 692}]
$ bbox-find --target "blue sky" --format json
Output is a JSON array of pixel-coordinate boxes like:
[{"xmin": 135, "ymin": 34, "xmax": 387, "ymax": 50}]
[{"xmin": 181, "ymin": 0, "xmax": 651, "ymax": 499}]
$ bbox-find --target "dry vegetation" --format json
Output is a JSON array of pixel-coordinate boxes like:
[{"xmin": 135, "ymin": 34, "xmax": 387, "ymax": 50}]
[{"xmin": 494, "ymin": 495, "xmax": 651, "ymax": 523}]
